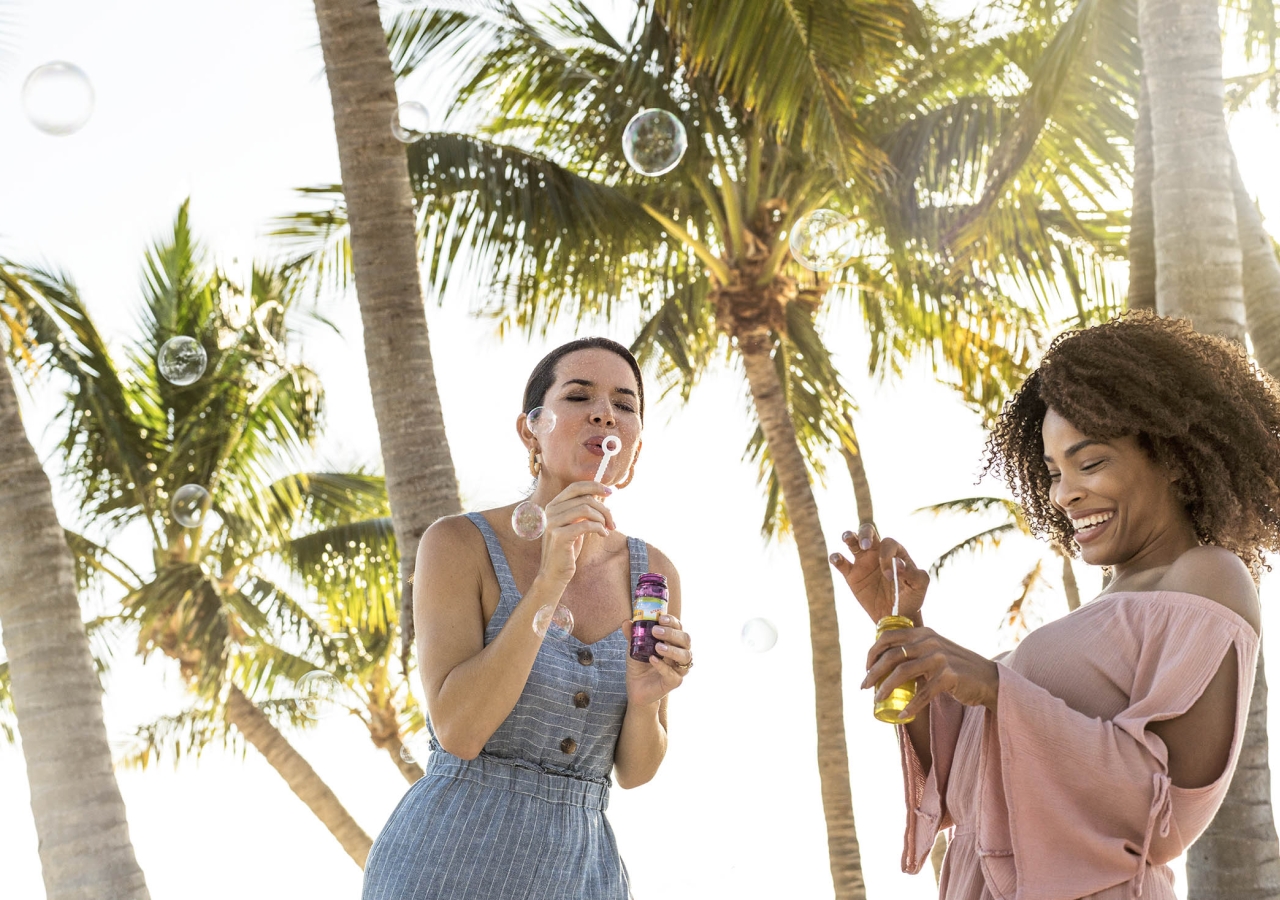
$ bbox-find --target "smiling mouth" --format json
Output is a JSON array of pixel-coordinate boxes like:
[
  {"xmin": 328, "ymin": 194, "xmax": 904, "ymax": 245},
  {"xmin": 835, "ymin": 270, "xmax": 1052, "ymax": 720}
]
[{"xmin": 1072, "ymin": 511, "xmax": 1114, "ymax": 542}]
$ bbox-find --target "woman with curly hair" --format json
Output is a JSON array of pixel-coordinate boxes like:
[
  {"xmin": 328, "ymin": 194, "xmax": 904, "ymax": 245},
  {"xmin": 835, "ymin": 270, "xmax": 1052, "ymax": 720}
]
[{"xmin": 829, "ymin": 313, "xmax": 1280, "ymax": 899}]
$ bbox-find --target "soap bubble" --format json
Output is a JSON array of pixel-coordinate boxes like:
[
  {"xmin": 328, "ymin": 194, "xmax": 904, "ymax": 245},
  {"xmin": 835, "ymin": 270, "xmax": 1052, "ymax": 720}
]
[
  {"xmin": 157, "ymin": 336, "xmax": 208, "ymax": 386},
  {"xmin": 297, "ymin": 670, "xmax": 345, "ymax": 720},
  {"xmin": 512, "ymin": 500, "xmax": 547, "ymax": 540},
  {"xmin": 527, "ymin": 406, "xmax": 557, "ymax": 436},
  {"xmin": 399, "ymin": 742, "xmax": 418, "ymax": 765},
  {"xmin": 391, "ymin": 101, "xmax": 430, "ymax": 143},
  {"xmin": 23, "ymin": 62, "xmax": 94, "ymax": 136},
  {"xmin": 171, "ymin": 484, "xmax": 211, "ymax": 528},
  {"xmin": 622, "ymin": 109, "xmax": 687, "ymax": 177},
  {"xmin": 789, "ymin": 209, "xmax": 856, "ymax": 272},
  {"xmin": 741, "ymin": 617, "xmax": 778, "ymax": 653},
  {"xmin": 533, "ymin": 604, "xmax": 575, "ymax": 639}
]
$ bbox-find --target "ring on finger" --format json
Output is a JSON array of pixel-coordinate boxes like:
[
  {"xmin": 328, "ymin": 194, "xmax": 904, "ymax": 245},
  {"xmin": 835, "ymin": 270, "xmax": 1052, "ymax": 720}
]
[{"xmin": 901, "ymin": 646, "xmax": 909, "ymax": 660}]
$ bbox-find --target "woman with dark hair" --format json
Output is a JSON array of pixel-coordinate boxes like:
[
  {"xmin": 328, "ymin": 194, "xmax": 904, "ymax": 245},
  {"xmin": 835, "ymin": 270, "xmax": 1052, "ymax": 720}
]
[
  {"xmin": 830, "ymin": 313, "xmax": 1280, "ymax": 899},
  {"xmin": 363, "ymin": 337, "xmax": 693, "ymax": 899}
]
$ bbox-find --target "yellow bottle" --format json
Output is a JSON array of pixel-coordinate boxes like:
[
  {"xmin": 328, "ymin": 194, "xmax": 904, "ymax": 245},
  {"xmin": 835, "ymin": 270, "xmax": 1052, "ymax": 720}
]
[{"xmin": 873, "ymin": 615, "xmax": 917, "ymax": 723}]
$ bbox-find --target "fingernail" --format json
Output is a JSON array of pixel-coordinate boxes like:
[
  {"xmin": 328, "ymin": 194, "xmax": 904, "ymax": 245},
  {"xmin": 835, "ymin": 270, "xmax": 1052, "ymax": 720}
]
[
  {"xmin": 659, "ymin": 615, "xmax": 671, "ymax": 624},
  {"xmin": 841, "ymin": 530, "xmax": 854, "ymax": 542},
  {"xmin": 860, "ymin": 538, "xmax": 872, "ymax": 550},
  {"xmin": 603, "ymin": 486, "xmax": 614, "ymax": 495},
  {"xmin": 652, "ymin": 626, "xmax": 666, "ymax": 636},
  {"xmin": 656, "ymin": 642, "xmax": 669, "ymax": 652},
  {"xmin": 897, "ymin": 711, "xmax": 912, "ymax": 721},
  {"xmin": 829, "ymin": 553, "xmax": 842, "ymax": 565}
]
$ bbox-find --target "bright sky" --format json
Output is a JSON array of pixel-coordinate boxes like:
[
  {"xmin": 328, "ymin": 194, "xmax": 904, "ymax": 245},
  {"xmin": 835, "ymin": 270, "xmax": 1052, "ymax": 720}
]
[{"xmin": 2, "ymin": 2, "xmax": 1280, "ymax": 899}]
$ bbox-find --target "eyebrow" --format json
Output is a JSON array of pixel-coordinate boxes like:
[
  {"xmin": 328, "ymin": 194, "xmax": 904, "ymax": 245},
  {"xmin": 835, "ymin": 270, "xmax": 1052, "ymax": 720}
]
[
  {"xmin": 1043, "ymin": 439, "xmax": 1108, "ymax": 463},
  {"xmin": 561, "ymin": 377, "xmax": 638, "ymax": 399}
]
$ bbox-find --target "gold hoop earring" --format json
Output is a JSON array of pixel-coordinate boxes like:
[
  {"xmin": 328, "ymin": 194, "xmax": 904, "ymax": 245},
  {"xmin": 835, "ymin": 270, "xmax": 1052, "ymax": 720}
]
[
  {"xmin": 615, "ymin": 465, "xmax": 635, "ymax": 489},
  {"xmin": 529, "ymin": 446, "xmax": 543, "ymax": 478}
]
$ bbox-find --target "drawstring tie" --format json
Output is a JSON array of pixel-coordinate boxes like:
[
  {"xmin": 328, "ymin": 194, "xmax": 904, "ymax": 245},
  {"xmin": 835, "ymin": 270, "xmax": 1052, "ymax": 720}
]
[{"xmin": 1134, "ymin": 771, "xmax": 1172, "ymax": 897}]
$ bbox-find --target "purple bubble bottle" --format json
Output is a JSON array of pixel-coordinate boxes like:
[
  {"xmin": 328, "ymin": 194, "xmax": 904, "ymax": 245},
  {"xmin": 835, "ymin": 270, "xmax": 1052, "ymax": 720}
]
[{"xmin": 629, "ymin": 573, "xmax": 669, "ymax": 662}]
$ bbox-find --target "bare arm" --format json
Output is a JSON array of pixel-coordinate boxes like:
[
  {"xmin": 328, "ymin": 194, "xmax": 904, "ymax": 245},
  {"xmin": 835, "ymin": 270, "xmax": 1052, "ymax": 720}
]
[
  {"xmin": 613, "ymin": 547, "xmax": 687, "ymax": 788},
  {"xmin": 1146, "ymin": 547, "xmax": 1260, "ymax": 788}
]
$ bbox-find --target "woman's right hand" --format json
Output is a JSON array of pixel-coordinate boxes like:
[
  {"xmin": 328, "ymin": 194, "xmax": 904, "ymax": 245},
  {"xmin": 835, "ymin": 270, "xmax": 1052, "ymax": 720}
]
[
  {"xmin": 536, "ymin": 481, "xmax": 615, "ymax": 586},
  {"xmin": 828, "ymin": 522, "xmax": 929, "ymax": 624}
]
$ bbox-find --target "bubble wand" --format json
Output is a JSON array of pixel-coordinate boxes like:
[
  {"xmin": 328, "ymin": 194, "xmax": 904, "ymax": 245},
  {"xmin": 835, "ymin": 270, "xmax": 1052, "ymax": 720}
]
[
  {"xmin": 594, "ymin": 435, "xmax": 622, "ymax": 483},
  {"xmin": 873, "ymin": 554, "xmax": 917, "ymax": 723}
]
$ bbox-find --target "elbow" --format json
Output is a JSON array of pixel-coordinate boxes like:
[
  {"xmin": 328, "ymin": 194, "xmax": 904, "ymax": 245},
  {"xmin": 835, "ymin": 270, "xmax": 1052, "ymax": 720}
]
[
  {"xmin": 614, "ymin": 769, "xmax": 654, "ymax": 790},
  {"xmin": 433, "ymin": 723, "xmax": 483, "ymax": 761}
]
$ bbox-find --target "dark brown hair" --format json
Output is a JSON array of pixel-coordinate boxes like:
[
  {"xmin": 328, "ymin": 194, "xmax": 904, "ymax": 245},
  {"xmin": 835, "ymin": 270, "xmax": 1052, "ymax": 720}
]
[
  {"xmin": 982, "ymin": 312, "xmax": 1280, "ymax": 572},
  {"xmin": 522, "ymin": 337, "xmax": 645, "ymax": 422}
]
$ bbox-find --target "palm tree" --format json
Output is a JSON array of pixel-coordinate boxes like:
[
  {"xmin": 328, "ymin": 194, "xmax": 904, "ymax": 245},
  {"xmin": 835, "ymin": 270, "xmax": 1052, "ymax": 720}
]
[
  {"xmin": 277, "ymin": 2, "xmax": 1138, "ymax": 894},
  {"xmin": 920, "ymin": 495, "xmax": 1082, "ymax": 625},
  {"xmin": 309, "ymin": 0, "xmax": 463, "ymax": 663},
  {"xmin": 0, "ymin": 289, "xmax": 151, "ymax": 899},
  {"xmin": 0, "ymin": 204, "xmax": 394, "ymax": 866}
]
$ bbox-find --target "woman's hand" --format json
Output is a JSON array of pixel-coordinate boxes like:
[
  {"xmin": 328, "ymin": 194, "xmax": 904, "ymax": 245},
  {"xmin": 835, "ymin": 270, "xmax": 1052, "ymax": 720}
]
[
  {"xmin": 625, "ymin": 614, "xmax": 693, "ymax": 708},
  {"xmin": 828, "ymin": 522, "xmax": 929, "ymax": 624},
  {"xmin": 861, "ymin": 626, "xmax": 1000, "ymax": 719},
  {"xmin": 535, "ymin": 481, "xmax": 615, "ymax": 586}
]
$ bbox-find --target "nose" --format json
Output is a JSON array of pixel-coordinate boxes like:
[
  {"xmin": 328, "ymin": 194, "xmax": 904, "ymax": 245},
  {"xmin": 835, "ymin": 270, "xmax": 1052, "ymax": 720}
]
[
  {"xmin": 590, "ymin": 399, "xmax": 616, "ymax": 428},
  {"xmin": 1051, "ymin": 470, "xmax": 1086, "ymax": 513}
]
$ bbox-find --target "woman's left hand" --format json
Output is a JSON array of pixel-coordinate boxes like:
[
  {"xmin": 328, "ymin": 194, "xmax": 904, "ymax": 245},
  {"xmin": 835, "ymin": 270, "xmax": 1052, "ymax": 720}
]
[
  {"xmin": 625, "ymin": 614, "xmax": 693, "ymax": 707},
  {"xmin": 861, "ymin": 626, "xmax": 1001, "ymax": 721}
]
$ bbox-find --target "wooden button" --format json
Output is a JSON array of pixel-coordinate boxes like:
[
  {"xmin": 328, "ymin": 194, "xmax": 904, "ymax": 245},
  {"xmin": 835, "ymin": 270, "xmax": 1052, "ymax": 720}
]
[
  {"xmin": 560, "ymin": 737, "xmax": 577, "ymax": 754},
  {"xmin": 573, "ymin": 691, "xmax": 590, "ymax": 709},
  {"xmin": 577, "ymin": 648, "xmax": 594, "ymax": 666}
]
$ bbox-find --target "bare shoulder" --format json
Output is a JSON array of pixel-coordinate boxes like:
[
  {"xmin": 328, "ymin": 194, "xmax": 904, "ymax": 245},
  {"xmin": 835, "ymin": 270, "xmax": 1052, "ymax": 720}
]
[
  {"xmin": 1157, "ymin": 545, "xmax": 1260, "ymax": 634},
  {"xmin": 416, "ymin": 514, "xmax": 487, "ymax": 581}
]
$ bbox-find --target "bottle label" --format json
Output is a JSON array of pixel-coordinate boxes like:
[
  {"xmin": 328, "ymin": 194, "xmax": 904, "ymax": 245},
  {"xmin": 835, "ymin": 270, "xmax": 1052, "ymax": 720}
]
[{"xmin": 632, "ymin": 597, "xmax": 666, "ymax": 621}]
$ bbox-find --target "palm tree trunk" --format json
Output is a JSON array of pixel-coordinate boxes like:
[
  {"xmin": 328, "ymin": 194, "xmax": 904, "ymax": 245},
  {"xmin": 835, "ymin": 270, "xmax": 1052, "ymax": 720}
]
[
  {"xmin": 1060, "ymin": 552, "xmax": 1081, "ymax": 612},
  {"xmin": 1187, "ymin": 652, "xmax": 1280, "ymax": 898},
  {"xmin": 1185, "ymin": 160, "xmax": 1280, "ymax": 899},
  {"xmin": 1233, "ymin": 161, "xmax": 1280, "ymax": 377},
  {"xmin": 1127, "ymin": 71, "xmax": 1156, "ymax": 312},
  {"xmin": 1139, "ymin": 0, "xmax": 1245, "ymax": 338},
  {"xmin": 840, "ymin": 413, "xmax": 875, "ymax": 527},
  {"xmin": 311, "ymin": 0, "xmax": 463, "ymax": 661},
  {"xmin": 224, "ymin": 685, "xmax": 372, "ymax": 866},
  {"xmin": 0, "ymin": 363, "xmax": 151, "ymax": 900},
  {"xmin": 740, "ymin": 346, "xmax": 865, "ymax": 900}
]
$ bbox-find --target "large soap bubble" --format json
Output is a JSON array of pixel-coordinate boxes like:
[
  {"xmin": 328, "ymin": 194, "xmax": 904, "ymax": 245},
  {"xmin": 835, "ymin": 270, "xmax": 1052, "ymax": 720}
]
[
  {"xmin": 789, "ymin": 209, "xmax": 856, "ymax": 272},
  {"xmin": 512, "ymin": 500, "xmax": 547, "ymax": 540},
  {"xmin": 391, "ymin": 101, "xmax": 430, "ymax": 143},
  {"xmin": 297, "ymin": 670, "xmax": 345, "ymax": 720},
  {"xmin": 741, "ymin": 617, "xmax": 779, "ymax": 652},
  {"xmin": 171, "ymin": 484, "xmax": 211, "ymax": 528},
  {"xmin": 23, "ymin": 62, "xmax": 94, "ymax": 136},
  {"xmin": 158, "ymin": 336, "xmax": 208, "ymax": 386},
  {"xmin": 622, "ymin": 109, "xmax": 687, "ymax": 177},
  {"xmin": 527, "ymin": 406, "xmax": 556, "ymax": 436},
  {"xmin": 533, "ymin": 604, "xmax": 575, "ymax": 639}
]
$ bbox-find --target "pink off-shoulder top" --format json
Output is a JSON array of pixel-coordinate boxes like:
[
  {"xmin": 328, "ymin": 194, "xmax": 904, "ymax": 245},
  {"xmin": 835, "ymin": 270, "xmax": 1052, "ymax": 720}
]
[{"xmin": 899, "ymin": 590, "xmax": 1259, "ymax": 900}]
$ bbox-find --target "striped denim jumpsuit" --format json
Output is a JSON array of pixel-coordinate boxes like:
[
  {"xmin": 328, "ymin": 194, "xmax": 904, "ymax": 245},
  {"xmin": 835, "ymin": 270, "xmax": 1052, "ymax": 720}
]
[{"xmin": 362, "ymin": 513, "xmax": 642, "ymax": 899}]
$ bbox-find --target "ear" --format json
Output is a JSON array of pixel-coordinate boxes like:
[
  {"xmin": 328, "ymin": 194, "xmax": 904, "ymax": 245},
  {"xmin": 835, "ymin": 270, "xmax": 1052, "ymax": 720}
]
[{"xmin": 516, "ymin": 412, "xmax": 536, "ymax": 450}]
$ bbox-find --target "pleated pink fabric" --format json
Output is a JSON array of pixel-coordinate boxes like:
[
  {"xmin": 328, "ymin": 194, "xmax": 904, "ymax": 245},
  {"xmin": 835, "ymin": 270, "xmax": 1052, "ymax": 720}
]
[{"xmin": 898, "ymin": 590, "xmax": 1259, "ymax": 900}]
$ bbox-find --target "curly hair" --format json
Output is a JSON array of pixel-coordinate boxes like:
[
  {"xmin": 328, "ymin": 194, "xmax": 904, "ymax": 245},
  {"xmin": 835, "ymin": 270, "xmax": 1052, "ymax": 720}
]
[{"xmin": 982, "ymin": 311, "xmax": 1280, "ymax": 572}]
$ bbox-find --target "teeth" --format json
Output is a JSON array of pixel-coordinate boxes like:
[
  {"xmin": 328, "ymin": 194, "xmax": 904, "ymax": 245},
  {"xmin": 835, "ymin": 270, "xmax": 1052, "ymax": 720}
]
[{"xmin": 1073, "ymin": 512, "xmax": 1113, "ymax": 530}]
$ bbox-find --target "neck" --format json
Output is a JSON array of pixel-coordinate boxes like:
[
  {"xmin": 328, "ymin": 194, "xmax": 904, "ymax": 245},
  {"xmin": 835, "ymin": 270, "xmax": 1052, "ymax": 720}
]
[{"xmin": 1108, "ymin": 514, "xmax": 1199, "ymax": 587}]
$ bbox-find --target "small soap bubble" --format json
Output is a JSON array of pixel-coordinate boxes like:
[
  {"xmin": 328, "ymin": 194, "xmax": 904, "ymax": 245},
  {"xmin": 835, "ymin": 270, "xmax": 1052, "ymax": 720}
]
[
  {"xmin": 533, "ymin": 604, "xmax": 575, "ymax": 639},
  {"xmin": 741, "ymin": 617, "xmax": 778, "ymax": 653},
  {"xmin": 622, "ymin": 108, "xmax": 687, "ymax": 177},
  {"xmin": 789, "ymin": 209, "xmax": 856, "ymax": 272},
  {"xmin": 171, "ymin": 484, "xmax": 210, "ymax": 528},
  {"xmin": 511, "ymin": 500, "xmax": 547, "ymax": 540},
  {"xmin": 297, "ymin": 670, "xmax": 345, "ymax": 720},
  {"xmin": 158, "ymin": 336, "xmax": 208, "ymax": 386},
  {"xmin": 399, "ymin": 743, "xmax": 417, "ymax": 765},
  {"xmin": 527, "ymin": 406, "xmax": 557, "ymax": 436},
  {"xmin": 23, "ymin": 62, "xmax": 94, "ymax": 136},
  {"xmin": 391, "ymin": 101, "xmax": 430, "ymax": 143}
]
